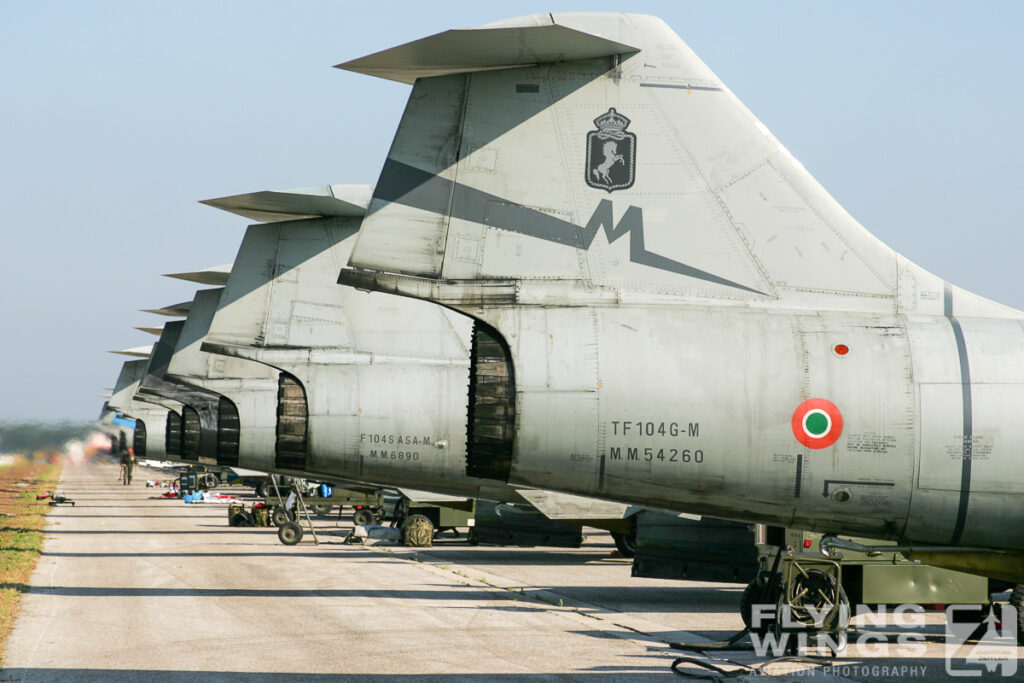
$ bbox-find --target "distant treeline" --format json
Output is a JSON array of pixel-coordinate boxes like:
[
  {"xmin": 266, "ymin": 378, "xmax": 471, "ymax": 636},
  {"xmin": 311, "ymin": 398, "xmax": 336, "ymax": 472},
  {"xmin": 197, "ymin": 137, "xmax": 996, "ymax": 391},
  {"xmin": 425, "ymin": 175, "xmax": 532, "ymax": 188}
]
[{"xmin": 0, "ymin": 421, "xmax": 94, "ymax": 453}]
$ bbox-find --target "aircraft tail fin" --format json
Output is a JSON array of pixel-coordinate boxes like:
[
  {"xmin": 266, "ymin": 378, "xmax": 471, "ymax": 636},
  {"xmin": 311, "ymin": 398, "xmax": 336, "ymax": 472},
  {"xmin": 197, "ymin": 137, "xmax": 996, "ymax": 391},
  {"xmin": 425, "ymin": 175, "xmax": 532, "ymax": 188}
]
[
  {"xmin": 343, "ymin": 12, "xmax": 916, "ymax": 310},
  {"xmin": 108, "ymin": 359, "xmax": 148, "ymax": 411}
]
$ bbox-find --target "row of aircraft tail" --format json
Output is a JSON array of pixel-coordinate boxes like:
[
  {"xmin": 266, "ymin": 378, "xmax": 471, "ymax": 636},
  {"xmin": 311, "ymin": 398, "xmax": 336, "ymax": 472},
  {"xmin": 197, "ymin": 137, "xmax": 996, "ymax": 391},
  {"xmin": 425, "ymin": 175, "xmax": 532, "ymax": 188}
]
[{"xmin": 99, "ymin": 13, "xmax": 1022, "ymax": 583}]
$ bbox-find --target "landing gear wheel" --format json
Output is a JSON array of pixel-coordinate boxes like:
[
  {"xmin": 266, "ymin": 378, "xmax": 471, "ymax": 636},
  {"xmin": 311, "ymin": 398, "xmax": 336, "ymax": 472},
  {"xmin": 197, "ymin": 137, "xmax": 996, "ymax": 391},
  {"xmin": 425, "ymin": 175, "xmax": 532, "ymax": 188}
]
[
  {"xmin": 372, "ymin": 507, "xmax": 385, "ymax": 525},
  {"xmin": 271, "ymin": 505, "xmax": 294, "ymax": 527},
  {"xmin": 278, "ymin": 521, "xmax": 303, "ymax": 545},
  {"xmin": 401, "ymin": 514, "xmax": 434, "ymax": 547},
  {"xmin": 1011, "ymin": 585, "xmax": 1024, "ymax": 644},
  {"xmin": 610, "ymin": 530, "xmax": 637, "ymax": 558},
  {"xmin": 312, "ymin": 504, "xmax": 334, "ymax": 517},
  {"xmin": 467, "ymin": 528, "xmax": 479, "ymax": 546}
]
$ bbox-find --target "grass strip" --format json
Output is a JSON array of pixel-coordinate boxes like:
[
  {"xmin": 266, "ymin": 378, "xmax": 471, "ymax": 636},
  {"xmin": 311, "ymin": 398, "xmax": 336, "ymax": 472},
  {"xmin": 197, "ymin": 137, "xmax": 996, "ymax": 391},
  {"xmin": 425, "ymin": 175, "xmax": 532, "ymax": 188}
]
[{"xmin": 0, "ymin": 458, "xmax": 64, "ymax": 666}]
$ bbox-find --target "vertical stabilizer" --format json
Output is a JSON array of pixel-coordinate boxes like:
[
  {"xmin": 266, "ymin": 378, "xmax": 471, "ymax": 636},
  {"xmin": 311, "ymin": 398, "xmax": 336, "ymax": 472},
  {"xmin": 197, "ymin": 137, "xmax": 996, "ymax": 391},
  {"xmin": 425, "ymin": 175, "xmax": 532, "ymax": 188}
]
[{"xmin": 342, "ymin": 13, "xmax": 920, "ymax": 310}]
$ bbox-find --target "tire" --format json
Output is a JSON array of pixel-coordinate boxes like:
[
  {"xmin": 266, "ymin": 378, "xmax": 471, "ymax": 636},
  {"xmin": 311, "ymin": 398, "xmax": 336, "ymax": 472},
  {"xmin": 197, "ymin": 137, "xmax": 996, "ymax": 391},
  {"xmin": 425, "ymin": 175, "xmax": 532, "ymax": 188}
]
[
  {"xmin": 467, "ymin": 528, "xmax": 479, "ymax": 546},
  {"xmin": 278, "ymin": 521, "xmax": 303, "ymax": 545},
  {"xmin": 271, "ymin": 505, "xmax": 294, "ymax": 527},
  {"xmin": 1011, "ymin": 585, "xmax": 1024, "ymax": 644},
  {"xmin": 255, "ymin": 480, "xmax": 268, "ymax": 498},
  {"xmin": 352, "ymin": 508, "xmax": 375, "ymax": 527},
  {"xmin": 740, "ymin": 580, "xmax": 777, "ymax": 635},
  {"xmin": 610, "ymin": 530, "xmax": 636, "ymax": 558},
  {"xmin": 312, "ymin": 504, "xmax": 334, "ymax": 517},
  {"xmin": 401, "ymin": 514, "xmax": 434, "ymax": 547}
]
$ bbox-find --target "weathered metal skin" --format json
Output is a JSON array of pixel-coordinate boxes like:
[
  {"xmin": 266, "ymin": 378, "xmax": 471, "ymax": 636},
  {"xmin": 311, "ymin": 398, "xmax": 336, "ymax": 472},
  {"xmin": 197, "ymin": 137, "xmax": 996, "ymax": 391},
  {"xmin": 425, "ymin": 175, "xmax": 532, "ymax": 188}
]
[
  {"xmin": 464, "ymin": 305, "xmax": 1024, "ymax": 551},
  {"xmin": 336, "ymin": 12, "xmax": 1024, "ymax": 555},
  {"xmin": 160, "ymin": 287, "xmax": 280, "ymax": 470},
  {"xmin": 198, "ymin": 217, "xmax": 528, "ymax": 504}
]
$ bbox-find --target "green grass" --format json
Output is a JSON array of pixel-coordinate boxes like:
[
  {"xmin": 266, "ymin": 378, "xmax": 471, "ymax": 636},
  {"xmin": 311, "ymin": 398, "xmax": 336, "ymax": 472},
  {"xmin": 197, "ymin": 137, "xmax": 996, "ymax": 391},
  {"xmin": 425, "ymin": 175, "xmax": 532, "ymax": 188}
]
[{"xmin": 0, "ymin": 459, "xmax": 64, "ymax": 666}]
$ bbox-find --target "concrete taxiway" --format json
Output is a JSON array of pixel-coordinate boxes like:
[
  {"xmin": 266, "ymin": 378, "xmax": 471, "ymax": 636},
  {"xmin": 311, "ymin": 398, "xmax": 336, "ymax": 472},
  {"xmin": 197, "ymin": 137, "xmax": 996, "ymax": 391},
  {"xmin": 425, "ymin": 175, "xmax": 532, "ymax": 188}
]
[{"xmin": 2, "ymin": 461, "xmax": 1020, "ymax": 681}]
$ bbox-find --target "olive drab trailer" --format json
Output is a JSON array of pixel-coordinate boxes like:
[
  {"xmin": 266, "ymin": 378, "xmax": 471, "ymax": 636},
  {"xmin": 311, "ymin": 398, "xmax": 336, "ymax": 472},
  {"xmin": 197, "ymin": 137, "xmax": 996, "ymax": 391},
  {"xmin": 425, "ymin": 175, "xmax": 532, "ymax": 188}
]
[
  {"xmin": 629, "ymin": 514, "xmax": 996, "ymax": 607},
  {"xmin": 627, "ymin": 513, "xmax": 1003, "ymax": 654},
  {"xmin": 752, "ymin": 527, "xmax": 992, "ymax": 609},
  {"xmin": 736, "ymin": 525, "xmax": 1003, "ymax": 654},
  {"xmin": 259, "ymin": 478, "xmax": 385, "ymax": 524}
]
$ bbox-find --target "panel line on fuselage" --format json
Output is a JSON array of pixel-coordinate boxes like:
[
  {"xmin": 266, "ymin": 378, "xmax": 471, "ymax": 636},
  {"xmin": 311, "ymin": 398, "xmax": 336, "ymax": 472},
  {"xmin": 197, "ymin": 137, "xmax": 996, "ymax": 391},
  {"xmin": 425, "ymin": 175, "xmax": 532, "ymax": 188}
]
[{"xmin": 944, "ymin": 282, "xmax": 974, "ymax": 545}]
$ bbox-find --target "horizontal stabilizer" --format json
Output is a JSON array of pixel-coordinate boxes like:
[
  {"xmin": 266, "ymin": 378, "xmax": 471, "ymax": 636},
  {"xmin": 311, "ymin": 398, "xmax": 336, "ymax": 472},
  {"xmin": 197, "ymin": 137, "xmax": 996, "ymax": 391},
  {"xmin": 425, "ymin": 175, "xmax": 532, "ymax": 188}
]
[
  {"xmin": 134, "ymin": 327, "xmax": 164, "ymax": 336},
  {"xmin": 163, "ymin": 263, "xmax": 232, "ymax": 286},
  {"xmin": 201, "ymin": 185, "xmax": 373, "ymax": 223},
  {"xmin": 110, "ymin": 344, "xmax": 153, "ymax": 358},
  {"xmin": 140, "ymin": 301, "xmax": 191, "ymax": 317},
  {"xmin": 336, "ymin": 15, "xmax": 638, "ymax": 84}
]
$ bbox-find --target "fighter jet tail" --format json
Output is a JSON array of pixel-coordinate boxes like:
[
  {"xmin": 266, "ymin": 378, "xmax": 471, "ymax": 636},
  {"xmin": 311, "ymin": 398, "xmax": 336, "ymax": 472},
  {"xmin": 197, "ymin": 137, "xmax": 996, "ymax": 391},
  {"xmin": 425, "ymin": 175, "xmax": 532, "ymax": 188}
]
[{"xmin": 340, "ymin": 12, "xmax": 1019, "ymax": 318}]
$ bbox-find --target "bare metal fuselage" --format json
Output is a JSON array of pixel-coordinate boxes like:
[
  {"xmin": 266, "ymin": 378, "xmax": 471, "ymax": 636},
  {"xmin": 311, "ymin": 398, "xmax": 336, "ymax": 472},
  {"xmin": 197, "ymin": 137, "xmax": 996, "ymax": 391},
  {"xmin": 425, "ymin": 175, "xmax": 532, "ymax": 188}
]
[{"xmin": 467, "ymin": 304, "xmax": 1023, "ymax": 552}]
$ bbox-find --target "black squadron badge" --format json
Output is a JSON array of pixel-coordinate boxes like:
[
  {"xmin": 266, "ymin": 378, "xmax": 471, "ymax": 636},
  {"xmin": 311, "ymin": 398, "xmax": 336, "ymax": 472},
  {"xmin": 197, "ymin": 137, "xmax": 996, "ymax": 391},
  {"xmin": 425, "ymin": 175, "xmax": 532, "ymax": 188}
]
[{"xmin": 585, "ymin": 108, "xmax": 636, "ymax": 192}]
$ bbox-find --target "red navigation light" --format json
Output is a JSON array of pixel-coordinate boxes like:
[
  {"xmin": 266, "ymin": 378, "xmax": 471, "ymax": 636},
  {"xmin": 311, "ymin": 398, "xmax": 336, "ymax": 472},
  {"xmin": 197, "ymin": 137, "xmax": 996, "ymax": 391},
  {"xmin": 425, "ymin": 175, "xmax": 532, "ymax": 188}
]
[
  {"xmin": 803, "ymin": 539, "xmax": 813, "ymax": 548},
  {"xmin": 834, "ymin": 344, "xmax": 849, "ymax": 356}
]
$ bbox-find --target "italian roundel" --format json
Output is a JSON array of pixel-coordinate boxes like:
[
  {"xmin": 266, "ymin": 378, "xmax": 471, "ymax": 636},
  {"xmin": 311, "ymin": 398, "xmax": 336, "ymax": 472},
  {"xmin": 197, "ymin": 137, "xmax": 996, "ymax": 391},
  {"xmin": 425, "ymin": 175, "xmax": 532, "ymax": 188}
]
[{"xmin": 791, "ymin": 398, "xmax": 843, "ymax": 449}]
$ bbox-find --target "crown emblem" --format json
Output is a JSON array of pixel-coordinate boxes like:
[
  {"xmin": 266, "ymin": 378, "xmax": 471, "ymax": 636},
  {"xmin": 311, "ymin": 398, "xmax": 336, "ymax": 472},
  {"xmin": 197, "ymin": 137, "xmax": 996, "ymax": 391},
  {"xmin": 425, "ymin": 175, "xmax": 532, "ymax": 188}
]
[{"xmin": 592, "ymin": 108, "xmax": 631, "ymax": 141}]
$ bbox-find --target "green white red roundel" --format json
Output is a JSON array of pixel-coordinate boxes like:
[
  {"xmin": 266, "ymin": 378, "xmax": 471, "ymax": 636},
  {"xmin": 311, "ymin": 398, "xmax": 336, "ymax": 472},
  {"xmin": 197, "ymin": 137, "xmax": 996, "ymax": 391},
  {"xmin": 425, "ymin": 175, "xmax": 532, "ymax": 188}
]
[{"xmin": 791, "ymin": 398, "xmax": 843, "ymax": 449}]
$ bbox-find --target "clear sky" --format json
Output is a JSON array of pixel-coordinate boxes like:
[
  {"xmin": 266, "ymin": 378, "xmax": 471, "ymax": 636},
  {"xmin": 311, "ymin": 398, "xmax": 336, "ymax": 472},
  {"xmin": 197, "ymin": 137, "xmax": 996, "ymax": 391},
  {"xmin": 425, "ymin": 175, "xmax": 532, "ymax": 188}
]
[{"xmin": 1, "ymin": 1, "xmax": 1021, "ymax": 421}]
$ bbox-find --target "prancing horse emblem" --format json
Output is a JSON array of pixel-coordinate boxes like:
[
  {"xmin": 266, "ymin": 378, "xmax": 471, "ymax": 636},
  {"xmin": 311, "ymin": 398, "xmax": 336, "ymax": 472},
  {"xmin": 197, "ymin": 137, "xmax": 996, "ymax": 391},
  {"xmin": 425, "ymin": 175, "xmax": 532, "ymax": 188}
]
[{"xmin": 585, "ymin": 108, "xmax": 636, "ymax": 192}]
